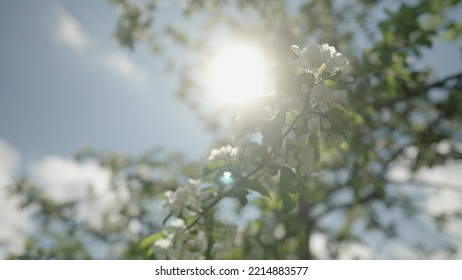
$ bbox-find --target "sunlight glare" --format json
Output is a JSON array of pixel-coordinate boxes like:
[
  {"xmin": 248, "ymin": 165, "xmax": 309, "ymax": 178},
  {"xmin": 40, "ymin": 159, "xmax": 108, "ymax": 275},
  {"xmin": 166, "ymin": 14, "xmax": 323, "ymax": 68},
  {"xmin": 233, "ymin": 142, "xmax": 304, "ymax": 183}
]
[{"xmin": 207, "ymin": 43, "xmax": 268, "ymax": 105}]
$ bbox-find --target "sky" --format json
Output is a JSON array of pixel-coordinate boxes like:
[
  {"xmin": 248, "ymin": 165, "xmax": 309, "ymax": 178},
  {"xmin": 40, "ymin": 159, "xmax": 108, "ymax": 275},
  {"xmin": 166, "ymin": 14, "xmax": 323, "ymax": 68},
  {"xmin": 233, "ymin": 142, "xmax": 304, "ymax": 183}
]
[
  {"xmin": 0, "ymin": 0, "xmax": 213, "ymax": 257},
  {"xmin": 0, "ymin": 0, "xmax": 212, "ymax": 166},
  {"xmin": 0, "ymin": 0, "xmax": 462, "ymax": 259}
]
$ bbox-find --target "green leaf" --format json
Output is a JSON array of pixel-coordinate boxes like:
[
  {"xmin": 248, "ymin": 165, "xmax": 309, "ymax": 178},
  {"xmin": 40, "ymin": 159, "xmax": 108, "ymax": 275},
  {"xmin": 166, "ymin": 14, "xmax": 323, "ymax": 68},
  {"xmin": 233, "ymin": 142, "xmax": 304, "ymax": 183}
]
[
  {"xmin": 316, "ymin": 63, "xmax": 326, "ymax": 77},
  {"xmin": 308, "ymin": 133, "xmax": 320, "ymax": 162},
  {"xmin": 327, "ymin": 104, "xmax": 350, "ymax": 135},
  {"xmin": 233, "ymin": 124, "xmax": 256, "ymax": 144},
  {"xmin": 226, "ymin": 188, "xmax": 249, "ymax": 206},
  {"xmin": 280, "ymin": 166, "xmax": 299, "ymax": 193},
  {"xmin": 203, "ymin": 159, "xmax": 227, "ymax": 175},
  {"xmin": 265, "ymin": 162, "xmax": 279, "ymax": 176},
  {"xmin": 262, "ymin": 122, "xmax": 282, "ymax": 148},
  {"xmin": 248, "ymin": 145, "xmax": 268, "ymax": 161},
  {"xmin": 280, "ymin": 190, "xmax": 296, "ymax": 211},
  {"xmin": 323, "ymin": 79, "xmax": 337, "ymax": 89},
  {"xmin": 285, "ymin": 111, "xmax": 297, "ymax": 126},
  {"xmin": 139, "ymin": 232, "xmax": 164, "ymax": 250},
  {"xmin": 443, "ymin": 22, "xmax": 462, "ymax": 41},
  {"xmin": 238, "ymin": 194, "xmax": 248, "ymax": 206},
  {"xmin": 278, "ymin": 166, "xmax": 298, "ymax": 211},
  {"xmin": 275, "ymin": 109, "xmax": 287, "ymax": 126},
  {"xmin": 242, "ymin": 179, "xmax": 271, "ymax": 198}
]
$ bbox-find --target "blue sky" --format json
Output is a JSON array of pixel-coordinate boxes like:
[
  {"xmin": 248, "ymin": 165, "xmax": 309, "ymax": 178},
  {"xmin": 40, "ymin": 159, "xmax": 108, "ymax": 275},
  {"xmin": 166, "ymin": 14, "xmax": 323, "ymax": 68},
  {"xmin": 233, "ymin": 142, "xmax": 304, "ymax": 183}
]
[
  {"xmin": 0, "ymin": 0, "xmax": 215, "ymax": 257},
  {"xmin": 0, "ymin": 0, "xmax": 212, "ymax": 167}
]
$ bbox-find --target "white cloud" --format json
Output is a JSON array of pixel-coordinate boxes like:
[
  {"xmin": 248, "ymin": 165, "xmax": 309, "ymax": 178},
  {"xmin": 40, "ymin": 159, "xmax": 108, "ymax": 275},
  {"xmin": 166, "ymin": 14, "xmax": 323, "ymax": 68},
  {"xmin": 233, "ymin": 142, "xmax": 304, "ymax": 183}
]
[
  {"xmin": 417, "ymin": 163, "xmax": 462, "ymax": 187},
  {"xmin": 31, "ymin": 156, "xmax": 111, "ymax": 203},
  {"xmin": 54, "ymin": 8, "xmax": 89, "ymax": 51},
  {"xmin": 53, "ymin": 6, "xmax": 150, "ymax": 87},
  {"xmin": 0, "ymin": 140, "xmax": 29, "ymax": 258},
  {"xmin": 101, "ymin": 51, "xmax": 149, "ymax": 86},
  {"xmin": 422, "ymin": 164, "xmax": 462, "ymax": 258},
  {"xmin": 31, "ymin": 156, "xmax": 130, "ymax": 228},
  {"xmin": 386, "ymin": 162, "xmax": 462, "ymax": 258},
  {"xmin": 0, "ymin": 140, "xmax": 19, "ymax": 179}
]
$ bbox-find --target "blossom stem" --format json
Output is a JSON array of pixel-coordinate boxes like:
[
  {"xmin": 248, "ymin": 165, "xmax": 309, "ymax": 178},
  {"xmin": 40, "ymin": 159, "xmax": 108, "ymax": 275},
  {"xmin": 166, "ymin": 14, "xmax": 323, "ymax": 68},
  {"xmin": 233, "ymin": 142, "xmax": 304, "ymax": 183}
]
[{"xmin": 186, "ymin": 160, "xmax": 266, "ymax": 230}]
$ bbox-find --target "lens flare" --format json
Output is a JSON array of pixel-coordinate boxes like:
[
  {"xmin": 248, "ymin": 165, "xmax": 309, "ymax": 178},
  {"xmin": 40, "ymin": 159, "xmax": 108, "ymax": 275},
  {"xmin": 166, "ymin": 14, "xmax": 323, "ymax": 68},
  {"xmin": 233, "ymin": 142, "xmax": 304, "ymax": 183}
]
[{"xmin": 217, "ymin": 171, "xmax": 235, "ymax": 186}]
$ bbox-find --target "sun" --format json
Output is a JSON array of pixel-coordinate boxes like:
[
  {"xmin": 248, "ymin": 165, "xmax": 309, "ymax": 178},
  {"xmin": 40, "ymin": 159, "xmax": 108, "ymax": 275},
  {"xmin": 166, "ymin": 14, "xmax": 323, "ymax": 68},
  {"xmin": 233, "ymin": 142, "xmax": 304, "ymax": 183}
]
[{"xmin": 207, "ymin": 43, "xmax": 269, "ymax": 105}]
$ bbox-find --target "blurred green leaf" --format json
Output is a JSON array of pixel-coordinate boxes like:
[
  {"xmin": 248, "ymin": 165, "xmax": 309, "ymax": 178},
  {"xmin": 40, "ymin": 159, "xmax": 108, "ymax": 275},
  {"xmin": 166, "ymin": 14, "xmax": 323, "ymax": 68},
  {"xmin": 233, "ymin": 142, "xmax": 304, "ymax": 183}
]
[
  {"xmin": 280, "ymin": 166, "xmax": 298, "ymax": 193},
  {"xmin": 242, "ymin": 179, "xmax": 271, "ymax": 198},
  {"xmin": 139, "ymin": 232, "xmax": 164, "ymax": 250},
  {"xmin": 203, "ymin": 159, "xmax": 227, "ymax": 175}
]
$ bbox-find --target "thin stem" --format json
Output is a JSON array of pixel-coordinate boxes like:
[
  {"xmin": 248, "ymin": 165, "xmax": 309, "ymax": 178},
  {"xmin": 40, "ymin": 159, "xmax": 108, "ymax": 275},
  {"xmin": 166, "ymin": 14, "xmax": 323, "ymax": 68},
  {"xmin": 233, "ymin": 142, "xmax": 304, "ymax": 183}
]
[
  {"xmin": 282, "ymin": 113, "xmax": 302, "ymax": 138},
  {"xmin": 186, "ymin": 161, "xmax": 265, "ymax": 230}
]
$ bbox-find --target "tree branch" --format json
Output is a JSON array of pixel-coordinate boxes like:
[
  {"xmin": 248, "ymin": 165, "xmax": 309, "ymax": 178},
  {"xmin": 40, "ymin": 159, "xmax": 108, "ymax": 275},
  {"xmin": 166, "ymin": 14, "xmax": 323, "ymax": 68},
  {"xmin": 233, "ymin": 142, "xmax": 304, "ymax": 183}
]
[
  {"xmin": 186, "ymin": 160, "xmax": 265, "ymax": 230},
  {"xmin": 426, "ymin": 71, "xmax": 462, "ymax": 90}
]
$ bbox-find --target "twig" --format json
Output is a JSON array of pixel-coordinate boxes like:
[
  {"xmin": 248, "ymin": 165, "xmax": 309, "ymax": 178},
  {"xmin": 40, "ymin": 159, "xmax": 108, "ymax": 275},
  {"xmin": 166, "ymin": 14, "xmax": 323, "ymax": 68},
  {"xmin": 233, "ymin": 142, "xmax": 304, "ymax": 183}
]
[
  {"xmin": 186, "ymin": 161, "xmax": 265, "ymax": 230},
  {"xmin": 426, "ymin": 71, "xmax": 462, "ymax": 90}
]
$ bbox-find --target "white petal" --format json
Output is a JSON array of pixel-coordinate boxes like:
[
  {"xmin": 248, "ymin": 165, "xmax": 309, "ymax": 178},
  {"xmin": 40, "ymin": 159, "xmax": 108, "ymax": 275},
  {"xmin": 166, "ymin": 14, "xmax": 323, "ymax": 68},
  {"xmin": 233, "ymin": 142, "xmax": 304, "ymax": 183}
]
[
  {"xmin": 311, "ymin": 84, "xmax": 332, "ymax": 102},
  {"xmin": 321, "ymin": 118, "xmax": 331, "ymax": 129},
  {"xmin": 290, "ymin": 45, "xmax": 302, "ymax": 57},
  {"xmin": 154, "ymin": 237, "xmax": 172, "ymax": 249},
  {"xmin": 319, "ymin": 102, "xmax": 329, "ymax": 113},
  {"xmin": 170, "ymin": 218, "xmax": 186, "ymax": 228}
]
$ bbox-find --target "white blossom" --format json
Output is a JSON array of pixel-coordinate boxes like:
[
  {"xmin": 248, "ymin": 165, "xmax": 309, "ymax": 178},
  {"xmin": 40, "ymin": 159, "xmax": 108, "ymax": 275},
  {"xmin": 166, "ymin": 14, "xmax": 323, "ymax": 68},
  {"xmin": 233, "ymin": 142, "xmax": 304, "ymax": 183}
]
[
  {"xmin": 291, "ymin": 43, "xmax": 352, "ymax": 79},
  {"xmin": 311, "ymin": 84, "xmax": 332, "ymax": 113},
  {"xmin": 291, "ymin": 44, "xmax": 324, "ymax": 74},
  {"xmin": 164, "ymin": 179, "xmax": 202, "ymax": 211},
  {"xmin": 208, "ymin": 145, "xmax": 239, "ymax": 160},
  {"xmin": 288, "ymin": 96, "xmax": 303, "ymax": 112},
  {"xmin": 170, "ymin": 217, "xmax": 186, "ymax": 229},
  {"xmin": 310, "ymin": 84, "xmax": 332, "ymax": 102},
  {"xmin": 339, "ymin": 61, "xmax": 354, "ymax": 82},
  {"xmin": 152, "ymin": 218, "xmax": 208, "ymax": 260},
  {"xmin": 154, "ymin": 233, "xmax": 173, "ymax": 250}
]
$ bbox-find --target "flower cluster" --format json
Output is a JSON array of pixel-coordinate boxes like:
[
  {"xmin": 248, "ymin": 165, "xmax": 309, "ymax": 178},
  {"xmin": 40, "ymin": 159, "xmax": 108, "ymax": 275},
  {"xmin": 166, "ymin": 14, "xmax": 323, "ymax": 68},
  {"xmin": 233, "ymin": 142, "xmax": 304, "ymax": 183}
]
[
  {"xmin": 308, "ymin": 83, "xmax": 349, "ymax": 113},
  {"xmin": 153, "ymin": 218, "xmax": 207, "ymax": 259},
  {"xmin": 291, "ymin": 43, "xmax": 353, "ymax": 82},
  {"xmin": 275, "ymin": 133, "xmax": 319, "ymax": 176},
  {"xmin": 269, "ymin": 43, "xmax": 353, "ymax": 176},
  {"xmin": 208, "ymin": 145, "xmax": 239, "ymax": 160},
  {"xmin": 164, "ymin": 179, "xmax": 202, "ymax": 212}
]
